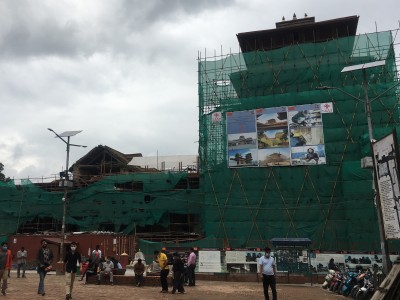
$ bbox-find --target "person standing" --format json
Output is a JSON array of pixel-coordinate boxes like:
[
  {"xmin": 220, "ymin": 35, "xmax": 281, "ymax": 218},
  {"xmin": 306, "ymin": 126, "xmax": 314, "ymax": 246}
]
[
  {"xmin": 171, "ymin": 253, "xmax": 185, "ymax": 294},
  {"xmin": 133, "ymin": 258, "xmax": 145, "ymax": 287},
  {"xmin": 187, "ymin": 247, "xmax": 197, "ymax": 286},
  {"xmin": 0, "ymin": 242, "xmax": 12, "ymax": 296},
  {"xmin": 37, "ymin": 239, "xmax": 54, "ymax": 296},
  {"xmin": 64, "ymin": 242, "xmax": 81, "ymax": 300},
  {"xmin": 91, "ymin": 245, "xmax": 102, "ymax": 270},
  {"xmin": 154, "ymin": 250, "xmax": 169, "ymax": 293},
  {"xmin": 17, "ymin": 246, "xmax": 28, "ymax": 278},
  {"xmin": 258, "ymin": 247, "xmax": 277, "ymax": 300}
]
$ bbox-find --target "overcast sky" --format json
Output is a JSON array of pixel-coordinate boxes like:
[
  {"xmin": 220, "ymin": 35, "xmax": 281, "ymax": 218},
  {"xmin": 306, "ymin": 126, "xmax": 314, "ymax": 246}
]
[{"xmin": 0, "ymin": 0, "xmax": 399, "ymax": 182}]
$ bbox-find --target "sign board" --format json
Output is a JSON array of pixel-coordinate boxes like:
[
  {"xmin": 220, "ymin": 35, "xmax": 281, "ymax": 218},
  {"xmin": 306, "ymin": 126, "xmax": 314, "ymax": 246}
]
[
  {"xmin": 372, "ymin": 131, "xmax": 400, "ymax": 239},
  {"xmin": 198, "ymin": 250, "xmax": 221, "ymax": 272},
  {"xmin": 225, "ymin": 250, "xmax": 264, "ymax": 264},
  {"xmin": 227, "ymin": 103, "xmax": 326, "ymax": 168}
]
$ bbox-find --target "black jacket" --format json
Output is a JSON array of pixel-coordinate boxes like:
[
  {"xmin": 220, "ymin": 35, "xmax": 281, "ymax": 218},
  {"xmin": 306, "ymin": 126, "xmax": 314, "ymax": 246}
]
[
  {"xmin": 64, "ymin": 251, "xmax": 81, "ymax": 273},
  {"xmin": 172, "ymin": 258, "xmax": 185, "ymax": 274},
  {"xmin": 37, "ymin": 247, "xmax": 54, "ymax": 268}
]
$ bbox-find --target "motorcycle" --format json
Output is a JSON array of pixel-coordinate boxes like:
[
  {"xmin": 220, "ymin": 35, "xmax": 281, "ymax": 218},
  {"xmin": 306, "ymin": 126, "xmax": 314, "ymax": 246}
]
[
  {"xmin": 349, "ymin": 271, "xmax": 366, "ymax": 298},
  {"xmin": 339, "ymin": 270, "xmax": 359, "ymax": 296},
  {"xmin": 355, "ymin": 274, "xmax": 374, "ymax": 300},
  {"xmin": 322, "ymin": 269, "xmax": 336, "ymax": 289},
  {"xmin": 328, "ymin": 271, "xmax": 341, "ymax": 291}
]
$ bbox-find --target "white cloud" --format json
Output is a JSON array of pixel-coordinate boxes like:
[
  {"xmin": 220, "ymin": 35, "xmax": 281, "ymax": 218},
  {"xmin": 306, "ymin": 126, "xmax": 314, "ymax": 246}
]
[{"xmin": 0, "ymin": 0, "xmax": 399, "ymax": 180}]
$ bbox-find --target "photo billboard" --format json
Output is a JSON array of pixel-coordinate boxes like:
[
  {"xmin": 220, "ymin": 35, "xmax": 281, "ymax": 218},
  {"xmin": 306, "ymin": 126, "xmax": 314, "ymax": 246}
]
[{"xmin": 226, "ymin": 103, "xmax": 328, "ymax": 167}]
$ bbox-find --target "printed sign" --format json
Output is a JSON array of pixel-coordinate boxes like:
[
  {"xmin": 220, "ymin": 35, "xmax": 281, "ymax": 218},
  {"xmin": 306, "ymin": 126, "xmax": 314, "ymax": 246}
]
[
  {"xmin": 373, "ymin": 131, "xmax": 400, "ymax": 239},
  {"xmin": 198, "ymin": 251, "xmax": 221, "ymax": 272},
  {"xmin": 226, "ymin": 103, "xmax": 326, "ymax": 167}
]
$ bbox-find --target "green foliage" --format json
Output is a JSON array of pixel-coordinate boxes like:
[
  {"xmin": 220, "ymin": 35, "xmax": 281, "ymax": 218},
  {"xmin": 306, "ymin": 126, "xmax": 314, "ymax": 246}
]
[{"xmin": 0, "ymin": 163, "xmax": 6, "ymax": 181}]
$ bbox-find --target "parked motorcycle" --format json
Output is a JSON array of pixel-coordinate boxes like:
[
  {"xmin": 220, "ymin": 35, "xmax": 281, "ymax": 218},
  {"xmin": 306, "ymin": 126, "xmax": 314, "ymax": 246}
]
[
  {"xmin": 339, "ymin": 270, "xmax": 359, "ymax": 296},
  {"xmin": 349, "ymin": 271, "xmax": 366, "ymax": 298},
  {"xmin": 322, "ymin": 269, "xmax": 336, "ymax": 289},
  {"xmin": 355, "ymin": 274, "xmax": 374, "ymax": 300}
]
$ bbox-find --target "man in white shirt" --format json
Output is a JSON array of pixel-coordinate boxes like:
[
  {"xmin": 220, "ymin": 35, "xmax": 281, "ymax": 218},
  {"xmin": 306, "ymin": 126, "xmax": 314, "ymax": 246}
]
[
  {"xmin": 258, "ymin": 247, "xmax": 277, "ymax": 300},
  {"xmin": 16, "ymin": 247, "xmax": 27, "ymax": 278},
  {"xmin": 91, "ymin": 245, "xmax": 102, "ymax": 269}
]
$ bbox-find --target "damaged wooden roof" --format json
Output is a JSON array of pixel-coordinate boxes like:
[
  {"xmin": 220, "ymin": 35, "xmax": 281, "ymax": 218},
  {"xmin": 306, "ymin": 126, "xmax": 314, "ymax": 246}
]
[{"xmin": 70, "ymin": 145, "xmax": 142, "ymax": 169}]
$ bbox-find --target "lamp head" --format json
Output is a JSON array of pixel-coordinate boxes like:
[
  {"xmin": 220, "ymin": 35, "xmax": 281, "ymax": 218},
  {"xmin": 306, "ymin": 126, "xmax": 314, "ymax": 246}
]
[{"xmin": 315, "ymin": 86, "xmax": 333, "ymax": 90}]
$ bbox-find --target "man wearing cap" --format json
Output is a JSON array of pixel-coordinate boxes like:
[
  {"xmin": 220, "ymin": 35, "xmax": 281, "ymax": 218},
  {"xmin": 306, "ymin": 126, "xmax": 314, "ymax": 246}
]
[
  {"xmin": 0, "ymin": 242, "xmax": 12, "ymax": 296},
  {"xmin": 258, "ymin": 247, "xmax": 277, "ymax": 300},
  {"xmin": 64, "ymin": 242, "xmax": 81, "ymax": 300}
]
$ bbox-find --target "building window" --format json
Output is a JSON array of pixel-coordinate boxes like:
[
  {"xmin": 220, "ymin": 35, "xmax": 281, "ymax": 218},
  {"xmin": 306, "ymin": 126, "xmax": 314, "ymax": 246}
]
[{"xmin": 114, "ymin": 181, "xmax": 143, "ymax": 191}]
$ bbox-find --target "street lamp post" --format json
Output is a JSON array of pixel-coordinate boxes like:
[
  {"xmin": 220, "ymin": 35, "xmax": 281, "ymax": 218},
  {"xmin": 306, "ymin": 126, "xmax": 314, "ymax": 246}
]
[
  {"xmin": 48, "ymin": 128, "xmax": 86, "ymax": 264},
  {"xmin": 317, "ymin": 61, "xmax": 400, "ymax": 275}
]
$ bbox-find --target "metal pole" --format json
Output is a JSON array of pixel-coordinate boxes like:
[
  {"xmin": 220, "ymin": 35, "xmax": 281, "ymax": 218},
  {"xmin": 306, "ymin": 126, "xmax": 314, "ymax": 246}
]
[
  {"xmin": 363, "ymin": 70, "xmax": 374, "ymax": 142},
  {"xmin": 362, "ymin": 69, "xmax": 391, "ymax": 275},
  {"xmin": 60, "ymin": 136, "xmax": 70, "ymax": 262}
]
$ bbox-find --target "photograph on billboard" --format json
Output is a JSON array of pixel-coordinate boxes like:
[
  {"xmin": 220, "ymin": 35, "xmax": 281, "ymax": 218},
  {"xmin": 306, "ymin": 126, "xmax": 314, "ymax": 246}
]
[
  {"xmin": 290, "ymin": 127, "xmax": 324, "ymax": 147},
  {"xmin": 226, "ymin": 103, "xmax": 326, "ymax": 168},
  {"xmin": 259, "ymin": 148, "xmax": 291, "ymax": 167},
  {"xmin": 256, "ymin": 107, "xmax": 288, "ymax": 130},
  {"xmin": 291, "ymin": 145, "xmax": 326, "ymax": 166},
  {"xmin": 228, "ymin": 148, "xmax": 258, "ymax": 167},
  {"xmin": 257, "ymin": 129, "xmax": 289, "ymax": 149},
  {"xmin": 288, "ymin": 104, "xmax": 322, "ymax": 128},
  {"xmin": 228, "ymin": 132, "xmax": 257, "ymax": 150},
  {"xmin": 373, "ymin": 131, "xmax": 400, "ymax": 239},
  {"xmin": 227, "ymin": 110, "xmax": 256, "ymax": 134}
]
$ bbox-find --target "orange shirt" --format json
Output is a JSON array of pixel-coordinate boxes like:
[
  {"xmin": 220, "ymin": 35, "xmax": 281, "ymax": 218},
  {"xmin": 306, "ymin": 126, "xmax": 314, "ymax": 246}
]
[{"xmin": 1, "ymin": 250, "xmax": 12, "ymax": 270}]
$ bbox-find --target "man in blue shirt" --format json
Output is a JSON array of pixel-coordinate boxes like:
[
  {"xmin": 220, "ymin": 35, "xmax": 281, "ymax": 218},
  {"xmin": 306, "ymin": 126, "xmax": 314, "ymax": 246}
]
[{"xmin": 258, "ymin": 247, "xmax": 277, "ymax": 300}]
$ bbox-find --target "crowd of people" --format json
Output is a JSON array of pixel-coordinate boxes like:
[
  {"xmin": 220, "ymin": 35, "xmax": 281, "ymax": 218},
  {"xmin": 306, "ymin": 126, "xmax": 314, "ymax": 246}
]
[
  {"xmin": 0, "ymin": 242, "xmax": 199, "ymax": 298},
  {"xmin": 0, "ymin": 242, "xmax": 281, "ymax": 299}
]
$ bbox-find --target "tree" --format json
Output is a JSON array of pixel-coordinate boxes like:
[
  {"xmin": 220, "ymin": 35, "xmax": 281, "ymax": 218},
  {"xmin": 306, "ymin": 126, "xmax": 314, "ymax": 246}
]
[{"xmin": 0, "ymin": 163, "xmax": 10, "ymax": 182}]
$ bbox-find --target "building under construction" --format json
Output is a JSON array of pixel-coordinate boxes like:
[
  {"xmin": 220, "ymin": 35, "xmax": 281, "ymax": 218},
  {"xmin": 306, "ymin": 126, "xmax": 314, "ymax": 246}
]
[
  {"xmin": 198, "ymin": 14, "xmax": 400, "ymax": 252},
  {"xmin": 1, "ymin": 15, "xmax": 400, "ymax": 255}
]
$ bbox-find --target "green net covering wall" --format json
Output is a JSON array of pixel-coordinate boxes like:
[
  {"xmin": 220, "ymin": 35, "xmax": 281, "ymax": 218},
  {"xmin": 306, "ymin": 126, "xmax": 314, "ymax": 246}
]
[
  {"xmin": 0, "ymin": 172, "xmax": 202, "ymax": 237},
  {"xmin": 198, "ymin": 30, "xmax": 400, "ymax": 251}
]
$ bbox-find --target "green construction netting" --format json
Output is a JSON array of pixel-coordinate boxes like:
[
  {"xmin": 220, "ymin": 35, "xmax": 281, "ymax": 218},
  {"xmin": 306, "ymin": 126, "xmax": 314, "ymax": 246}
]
[
  {"xmin": 198, "ymin": 30, "xmax": 400, "ymax": 252},
  {"xmin": 0, "ymin": 172, "xmax": 202, "ymax": 238}
]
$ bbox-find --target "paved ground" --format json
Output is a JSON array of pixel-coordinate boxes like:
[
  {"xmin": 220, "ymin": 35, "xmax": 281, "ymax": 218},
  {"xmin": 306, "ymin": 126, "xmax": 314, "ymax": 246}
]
[{"xmin": 3, "ymin": 271, "xmax": 343, "ymax": 300}]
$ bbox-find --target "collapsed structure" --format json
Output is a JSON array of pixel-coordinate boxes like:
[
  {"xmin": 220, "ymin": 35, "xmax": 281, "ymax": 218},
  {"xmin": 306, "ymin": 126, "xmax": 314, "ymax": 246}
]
[{"xmin": 1, "ymin": 15, "xmax": 400, "ymax": 254}]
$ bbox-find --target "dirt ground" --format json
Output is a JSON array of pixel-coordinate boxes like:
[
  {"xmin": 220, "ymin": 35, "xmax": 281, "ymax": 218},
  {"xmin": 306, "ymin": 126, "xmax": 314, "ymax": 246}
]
[{"xmin": 3, "ymin": 270, "xmax": 342, "ymax": 300}]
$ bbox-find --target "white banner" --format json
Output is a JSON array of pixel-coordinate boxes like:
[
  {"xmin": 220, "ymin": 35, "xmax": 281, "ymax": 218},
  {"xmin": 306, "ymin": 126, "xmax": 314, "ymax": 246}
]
[
  {"xmin": 373, "ymin": 132, "xmax": 400, "ymax": 239},
  {"xmin": 198, "ymin": 251, "xmax": 221, "ymax": 272},
  {"xmin": 225, "ymin": 250, "xmax": 264, "ymax": 264}
]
